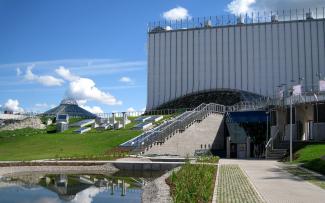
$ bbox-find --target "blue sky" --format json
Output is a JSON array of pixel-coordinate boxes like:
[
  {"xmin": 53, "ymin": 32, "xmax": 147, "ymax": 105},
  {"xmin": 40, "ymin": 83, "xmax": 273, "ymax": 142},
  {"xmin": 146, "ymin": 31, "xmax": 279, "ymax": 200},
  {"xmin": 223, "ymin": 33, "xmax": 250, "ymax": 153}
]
[{"xmin": 0, "ymin": 0, "xmax": 322, "ymax": 113}]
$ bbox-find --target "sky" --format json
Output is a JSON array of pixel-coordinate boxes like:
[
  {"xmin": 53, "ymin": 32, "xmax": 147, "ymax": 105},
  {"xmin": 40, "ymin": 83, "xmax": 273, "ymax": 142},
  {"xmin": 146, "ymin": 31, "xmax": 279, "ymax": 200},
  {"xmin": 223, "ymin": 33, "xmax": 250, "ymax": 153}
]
[{"xmin": 0, "ymin": 0, "xmax": 324, "ymax": 114}]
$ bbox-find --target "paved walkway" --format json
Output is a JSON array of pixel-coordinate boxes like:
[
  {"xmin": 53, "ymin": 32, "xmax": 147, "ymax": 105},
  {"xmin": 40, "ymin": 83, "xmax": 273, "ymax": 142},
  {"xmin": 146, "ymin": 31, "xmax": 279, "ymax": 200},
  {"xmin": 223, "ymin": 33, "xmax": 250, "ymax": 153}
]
[
  {"xmin": 220, "ymin": 159, "xmax": 325, "ymax": 203},
  {"xmin": 216, "ymin": 164, "xmax": 263, "ymax": 203}
]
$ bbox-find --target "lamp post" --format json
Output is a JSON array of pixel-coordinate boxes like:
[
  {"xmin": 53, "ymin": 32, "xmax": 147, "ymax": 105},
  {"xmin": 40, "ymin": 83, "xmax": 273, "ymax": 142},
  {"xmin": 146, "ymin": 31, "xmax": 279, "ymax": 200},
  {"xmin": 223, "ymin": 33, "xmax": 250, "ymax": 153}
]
[
  {"xmin": 266, "ymin": 111, "xmax": 269, "ymax": 142},
  {"xmin": 288, "ymin": 80, "xmax": 295, "ymax": 163},
  {"xmin": 289, "ymin": 91, "xmax": 293, "ymax": 162}
]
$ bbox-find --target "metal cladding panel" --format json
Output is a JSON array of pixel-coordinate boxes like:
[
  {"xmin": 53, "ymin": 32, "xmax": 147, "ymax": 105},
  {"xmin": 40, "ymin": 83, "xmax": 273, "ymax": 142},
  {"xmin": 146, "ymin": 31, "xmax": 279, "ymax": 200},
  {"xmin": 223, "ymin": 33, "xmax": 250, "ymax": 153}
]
[
  {"xmin": 228, "ymin": 27, "xmax": 235, "ymax": 89},
  {"xmin": 199, "ymin": 29, "xmax": 205, "ymax": 91},
  {"xmin": 241, "ymin": 26, "xmax": 248, "ymax": 91},
  {"xmin": 223, "ymin": 28, "xmax": 229, "ymax": 89},
  {"xmin": 170, "ymin": 32, "xmax": 177, "ymax": 101},
  {"xmin": 318, "ymin": 21, "xmax": 325, "ymax": 78},
  {"xmin": 285, "ymin": 23, "xmax": 292, "ymax": 83},
  {"xmin": 260, "ymin": 24, "xmax": 267, "ymax": 95},
  {"xmin": 188, "ymin": 30, "xmax": 194, "ymax": 94},
  {"xmin": 304, "ymin": 21, "xmax": 313, "ymax": 88},
  {"xmin": 159, "ymin": 32, "xmax": 165, "ymax": 105},
  {"xmin": 247, "ymin": 25, "xmax": 254, "ymax": 92},
  {"xmin": 165, "ymin": 32, "xmax": 171, "ymax": 103},
  {"xmin": 271, "ymin": 23, "xmax": 281, "ymax": 91},
  {"xmin": 253, "ymin": 25, "xmax": 260, "ymax": 93},
  {"xmin": 153, "ymin": 33, "xmax": 160, "ymax": 107},
  {"xmin": 297, "ymin": 22, "xmax": 306, "ymax": 87},
  {"xmin": 205, "ymin": 29, "xmax": 212, "ymax": 90},
  {"xmin": 147, "ymin": 34, "xmax": 155, "ymax": 110},
  {"xmin": 278, "ymin": 23, "xmax": 286, "ymax": 87},
  {"xmin": 193, "ymin": 30, "xmax": 200, "ymax": 92},
  {"xmin": 234, "ymin": 26, "xmax": 243, "ymax": 90},
  {"xmin": 182, "ymin": 31, "xmax": 188, "ymax": 96},
  {"xmin": 265, "ymin": 24, "xmax": 273, "ymax": 95},
  {"xmin": 311, "ymin": 21, "xmax": 318, "ymax": 85},
  {"xmin": 176, "ymin": 32, "xmax": 182, "ymax": 98},
  {"xmin": 216, "ymin": 28, "xmax": 223, "ymax": 88},
  {"xmin": 211, "ymin": 28, "xmax": 217, "ymax": 89},
  {"xmin": 291, "ymin": 22, "xmax": 299, "ymax": 83}
]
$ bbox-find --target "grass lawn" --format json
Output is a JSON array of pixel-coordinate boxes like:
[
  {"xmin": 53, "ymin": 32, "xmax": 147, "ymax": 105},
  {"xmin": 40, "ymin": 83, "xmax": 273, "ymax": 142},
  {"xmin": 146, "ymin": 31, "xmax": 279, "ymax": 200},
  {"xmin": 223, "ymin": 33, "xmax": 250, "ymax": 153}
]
[
  {"xmin": 0, "ymin": 121, "xmax": 141, "ymax": 161},
  {"xmin": 167, "ymin": 161, "xmax": 217, "ymax": 203},
  {"xmin": 293, "ymin": 144, "xmax": 325, "ymax": 175}
]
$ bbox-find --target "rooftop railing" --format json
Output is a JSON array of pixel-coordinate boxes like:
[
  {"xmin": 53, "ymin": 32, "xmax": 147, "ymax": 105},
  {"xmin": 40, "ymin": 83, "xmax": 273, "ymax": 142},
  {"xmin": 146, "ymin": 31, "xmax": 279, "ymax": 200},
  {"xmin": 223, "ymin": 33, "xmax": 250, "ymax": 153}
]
[{"xmin": 148, "ymin": 7, "xmax": 325, "ymax": 33}]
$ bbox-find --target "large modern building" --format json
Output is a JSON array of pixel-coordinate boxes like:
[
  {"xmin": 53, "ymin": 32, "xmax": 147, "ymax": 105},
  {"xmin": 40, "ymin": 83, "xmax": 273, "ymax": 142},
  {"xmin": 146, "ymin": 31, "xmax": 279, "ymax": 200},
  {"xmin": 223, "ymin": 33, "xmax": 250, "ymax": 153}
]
[{"xmin": 147, "ymin": 10, "xmax": 325, "ymax": 110}]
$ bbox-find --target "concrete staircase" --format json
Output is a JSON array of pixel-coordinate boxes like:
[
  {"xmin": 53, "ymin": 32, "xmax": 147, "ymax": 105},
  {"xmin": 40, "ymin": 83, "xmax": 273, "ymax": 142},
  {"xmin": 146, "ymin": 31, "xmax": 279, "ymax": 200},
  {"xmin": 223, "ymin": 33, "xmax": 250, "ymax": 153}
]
[
  {"xmin": 266, "ymin": 148, "xmax": 287, "ymax": 160},
  {"xmin": 144, "ymin": 113, "xmax": 224, "ymax": 157}
]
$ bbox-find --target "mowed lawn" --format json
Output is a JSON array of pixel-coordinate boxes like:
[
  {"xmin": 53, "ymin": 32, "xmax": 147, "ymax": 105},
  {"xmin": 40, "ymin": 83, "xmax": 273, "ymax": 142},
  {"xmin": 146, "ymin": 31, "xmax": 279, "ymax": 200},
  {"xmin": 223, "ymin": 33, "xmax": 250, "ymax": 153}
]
[
  {"xmin": 294, "ymin": 144, "xmax": 325, "ymax": 175},
  {"xmin": 0, "ymin": 123, "xmax": 141, "ymax": 161}
]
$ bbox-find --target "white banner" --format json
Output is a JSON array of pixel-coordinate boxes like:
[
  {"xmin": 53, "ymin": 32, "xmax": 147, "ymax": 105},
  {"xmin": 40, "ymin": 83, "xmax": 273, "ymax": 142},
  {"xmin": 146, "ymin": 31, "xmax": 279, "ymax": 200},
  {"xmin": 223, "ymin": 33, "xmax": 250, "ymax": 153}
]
[
  {"xmin": 292, "ymin": 84, "xmax": 302, "ymax": 96},
  {"xmin": 319, "ymin": 80, "xmax": 325, "ymax": 92}
]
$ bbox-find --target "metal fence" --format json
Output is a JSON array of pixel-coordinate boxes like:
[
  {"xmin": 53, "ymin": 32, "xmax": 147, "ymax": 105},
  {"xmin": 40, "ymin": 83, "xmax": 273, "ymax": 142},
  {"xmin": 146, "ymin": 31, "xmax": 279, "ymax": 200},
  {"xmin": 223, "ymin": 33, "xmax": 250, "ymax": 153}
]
[{"xmin": 148, "ymin": 7, "xmax": 325, "ymax": 32}]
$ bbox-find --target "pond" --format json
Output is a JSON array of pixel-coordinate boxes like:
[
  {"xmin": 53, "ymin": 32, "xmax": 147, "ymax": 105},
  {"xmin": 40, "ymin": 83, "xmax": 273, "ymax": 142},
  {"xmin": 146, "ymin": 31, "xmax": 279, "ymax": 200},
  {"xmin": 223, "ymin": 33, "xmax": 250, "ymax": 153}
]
[{"xmin": 0, "ymin": 170, "xmax": 164, "ymax": 203}]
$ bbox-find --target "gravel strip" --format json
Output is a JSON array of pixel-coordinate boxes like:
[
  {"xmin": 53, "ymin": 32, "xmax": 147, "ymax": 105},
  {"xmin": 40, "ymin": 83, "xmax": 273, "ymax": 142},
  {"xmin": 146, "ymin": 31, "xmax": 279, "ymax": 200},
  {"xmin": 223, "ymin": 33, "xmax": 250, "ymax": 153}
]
[
  {"xmin": 142, "ymin": 167, "xmax": 180, "ymax": 203},
  {"xmin": 0, "ymin": 163, "xmax": 118, "ymax": 177}
]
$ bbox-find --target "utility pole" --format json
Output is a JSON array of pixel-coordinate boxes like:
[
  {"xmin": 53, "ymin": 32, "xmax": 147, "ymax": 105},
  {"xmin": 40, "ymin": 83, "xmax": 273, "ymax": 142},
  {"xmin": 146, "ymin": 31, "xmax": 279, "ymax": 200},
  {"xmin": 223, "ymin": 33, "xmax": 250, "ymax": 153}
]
[{"xmin": 290, "ymin": 94, "xmax": 293, "ymax": 162}]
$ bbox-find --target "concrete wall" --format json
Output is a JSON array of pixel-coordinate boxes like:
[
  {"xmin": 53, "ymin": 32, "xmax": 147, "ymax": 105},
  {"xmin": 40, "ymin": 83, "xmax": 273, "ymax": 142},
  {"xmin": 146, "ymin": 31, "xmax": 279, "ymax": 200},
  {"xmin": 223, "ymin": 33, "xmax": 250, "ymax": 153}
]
[
  {"xmin": 312, "ymin": 123, "xmax": 325, "ymax": 141},
  {"xmin": 147, "ymin": 19, "xmax": 325, "ymax": 110}
]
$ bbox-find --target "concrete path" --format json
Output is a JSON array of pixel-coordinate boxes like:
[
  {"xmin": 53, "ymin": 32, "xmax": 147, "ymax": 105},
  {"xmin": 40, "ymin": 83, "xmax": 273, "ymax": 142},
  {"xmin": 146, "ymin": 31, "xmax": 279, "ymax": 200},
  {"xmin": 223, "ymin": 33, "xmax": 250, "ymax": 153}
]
[{"xmin": 220, "ymin": 159, "xmax": 325, "ymax": 203}]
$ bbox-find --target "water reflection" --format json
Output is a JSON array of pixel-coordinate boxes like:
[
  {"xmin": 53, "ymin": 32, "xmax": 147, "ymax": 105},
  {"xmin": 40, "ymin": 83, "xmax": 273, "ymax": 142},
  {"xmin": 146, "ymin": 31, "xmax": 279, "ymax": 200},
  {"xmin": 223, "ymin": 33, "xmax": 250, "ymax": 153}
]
[{"xmin": 0, "ymin": 171, "xmax": 163, "ymax": 203}]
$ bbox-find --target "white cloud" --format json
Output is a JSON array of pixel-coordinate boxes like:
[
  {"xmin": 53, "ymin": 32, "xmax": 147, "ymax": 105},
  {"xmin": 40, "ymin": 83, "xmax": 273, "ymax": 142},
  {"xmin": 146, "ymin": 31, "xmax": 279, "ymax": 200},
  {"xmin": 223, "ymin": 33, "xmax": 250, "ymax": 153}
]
[
  {"xmin": 67, "ymin": 77, "xmax": 122, "ymax": 106},
  {"xmin": 119, "ymin": 76, "xmax": 134, "ymax": 84},
  {"xmin": 16, "ymin": 68, "xmax": 21, "ymax": 76},
  {"xmin": 32, "ymin": 103, "xmax": 56, "ymax": 111},
  {"xmin": 0, "ymin": 59, "xmax": 146, "ymax": 77},
  {"xmin": 35, "ymin": 197, "xmax": 60, "ymax": 203},
  {"xmin": 35, "ymin": 103, "xmax": 48, "ymax": 108},
  {"xmin": 77, "ymin": 99, "xmax": 88, "ymax": 106},
  {"xmin": 71, "ymin": 186, "xmax": 103, "ymax": 203},
  {"xmin": 55, "ymin": 67, "xmax": 122, "ymax": 106},
  {"xmin": 227, "ymin": 0, "xmax": 255, "ymax": 15},
  {"xmin": 227, "ymin": 0, "xmax": 325, "ymax": 15},
  {"xmin": 163, "ymin": 6, "xmax": 191, "ymax": 21},
  {"xmin": 165, "ymin": 26, "xmax": 173, "ymax": 31},
  {"xmin": 24, "ymin": 65, "xmax": 64, "ymax": 87},
  {"xmin": 55, "ymin": 66, "xmax": 80, "ymax": 81},
  {"xmin": 127, "ymin": 107, "xmax": 136, "ymax": 112},
  {"xmin": 2, "ymin": 99, "xmax": 24, "ymax": 113},
  {"xmin": 80, "ymin": 105, "xmax": 104, "ymax": 114}
]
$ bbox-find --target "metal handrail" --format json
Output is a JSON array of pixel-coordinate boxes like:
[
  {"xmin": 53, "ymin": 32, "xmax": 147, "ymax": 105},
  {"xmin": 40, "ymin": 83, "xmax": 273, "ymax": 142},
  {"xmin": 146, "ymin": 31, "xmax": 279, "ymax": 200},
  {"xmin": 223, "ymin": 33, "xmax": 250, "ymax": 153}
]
[{"xmin": 265, "ymin": 127, "xmax": 279, "ymax": 149}]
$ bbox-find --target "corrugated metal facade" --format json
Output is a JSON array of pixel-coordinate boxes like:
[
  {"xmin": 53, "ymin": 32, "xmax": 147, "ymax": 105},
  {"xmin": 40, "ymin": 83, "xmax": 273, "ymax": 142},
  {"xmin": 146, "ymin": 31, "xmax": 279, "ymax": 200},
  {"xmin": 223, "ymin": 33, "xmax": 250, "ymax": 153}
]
[{"xmin": 147, "ymin": 19, "xmax": 325, "ymax": 110}]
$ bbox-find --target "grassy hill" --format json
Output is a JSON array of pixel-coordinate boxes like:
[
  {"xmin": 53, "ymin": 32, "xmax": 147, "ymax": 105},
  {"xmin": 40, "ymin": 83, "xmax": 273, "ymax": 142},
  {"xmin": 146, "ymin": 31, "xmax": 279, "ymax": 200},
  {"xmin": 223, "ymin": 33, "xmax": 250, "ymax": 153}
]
[
  {"xmin": 0, "ymin": 119, "xmax": 141, "ymax": 161},
  {"xmin": 293, "ymin": 144, "xmax": 325, "ymax": 175}
]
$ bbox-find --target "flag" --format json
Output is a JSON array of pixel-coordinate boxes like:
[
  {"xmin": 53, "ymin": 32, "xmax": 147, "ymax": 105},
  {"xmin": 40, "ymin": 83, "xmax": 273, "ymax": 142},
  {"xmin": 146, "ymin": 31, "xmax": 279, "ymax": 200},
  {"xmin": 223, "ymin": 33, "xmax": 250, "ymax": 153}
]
[
  {"xmin": 277, "ymin": 87, "xmax": 284, "ymax": 98},
  {"xmin": 319, "ymin": 80, "xmax": 325, "ymax": 92},
  {"xmin": 314, "ymin": 93, "xmax": 318, "ymax": 102},
  {"xmin": 292, "ymin": 84, "xmax": 302, "ymax": 96}
]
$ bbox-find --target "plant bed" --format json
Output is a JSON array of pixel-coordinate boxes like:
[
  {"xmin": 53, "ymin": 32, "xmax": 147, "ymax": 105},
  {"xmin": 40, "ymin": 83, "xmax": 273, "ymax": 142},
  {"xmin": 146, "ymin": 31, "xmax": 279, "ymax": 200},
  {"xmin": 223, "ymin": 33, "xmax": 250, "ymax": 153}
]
[{"xmin": 166, "ymin": 162, "xmax": 217, "ymax": 203}]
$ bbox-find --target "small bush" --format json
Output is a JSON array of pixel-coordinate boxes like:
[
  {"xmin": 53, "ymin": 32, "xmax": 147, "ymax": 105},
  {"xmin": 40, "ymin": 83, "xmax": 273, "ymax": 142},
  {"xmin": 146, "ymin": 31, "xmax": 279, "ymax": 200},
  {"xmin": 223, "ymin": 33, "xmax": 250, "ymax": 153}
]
[{"xmin": 197, "ymin": 156, "xmax": 220, "ymax": 164}]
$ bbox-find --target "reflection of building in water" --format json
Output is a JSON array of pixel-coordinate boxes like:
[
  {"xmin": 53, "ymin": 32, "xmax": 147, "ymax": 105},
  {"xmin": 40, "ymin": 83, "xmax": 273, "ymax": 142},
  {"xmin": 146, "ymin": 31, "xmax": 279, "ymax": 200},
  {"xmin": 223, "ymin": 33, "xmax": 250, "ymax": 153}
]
[
  {"xmin": 39, "ymin": 174, "xmax": 142, "ymax": 200},
  {"xmin": 1, "ymin": 174, "xmax": 144, "ymax": 201},
  {"xmin": 42, "ymin": 175, "xmax": 93, "ymax": 201}
]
